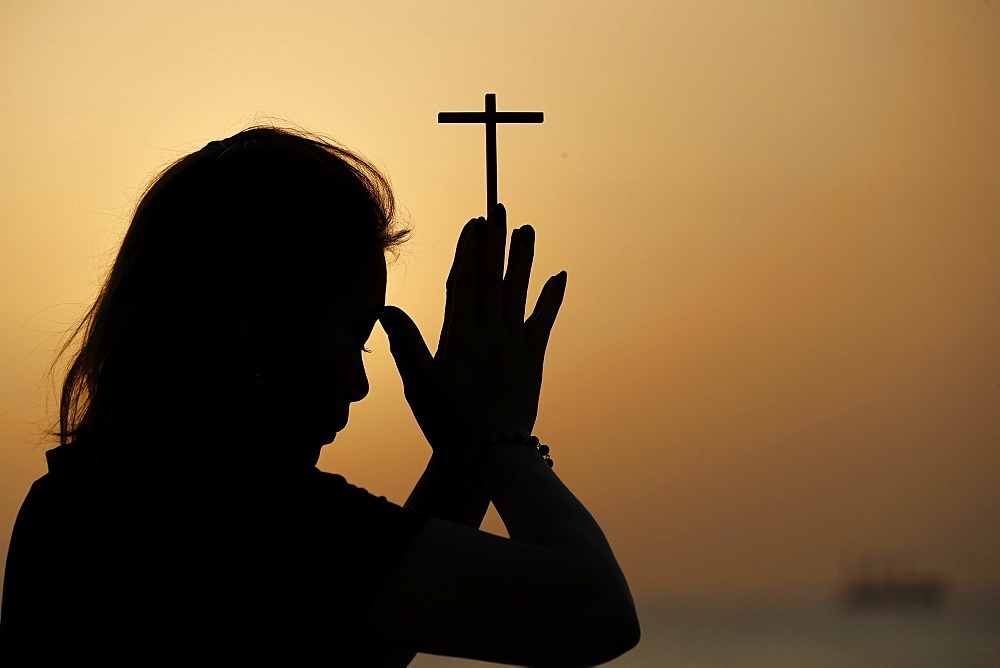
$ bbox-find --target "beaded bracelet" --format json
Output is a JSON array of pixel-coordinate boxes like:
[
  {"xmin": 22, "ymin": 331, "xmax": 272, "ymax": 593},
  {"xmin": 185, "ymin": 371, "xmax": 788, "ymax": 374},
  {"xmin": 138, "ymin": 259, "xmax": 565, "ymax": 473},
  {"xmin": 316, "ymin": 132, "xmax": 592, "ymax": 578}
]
[{"xmin": 471, "ymin": 432, "xmax": 554, "ymax": 468}]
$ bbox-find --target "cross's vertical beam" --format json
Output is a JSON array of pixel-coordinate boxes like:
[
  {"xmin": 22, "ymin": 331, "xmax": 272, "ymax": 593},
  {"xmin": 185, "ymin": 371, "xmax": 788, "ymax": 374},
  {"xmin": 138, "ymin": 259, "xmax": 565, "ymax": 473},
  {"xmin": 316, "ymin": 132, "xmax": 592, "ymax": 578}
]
[{"xmin": 485, "ymin": 93, "xmax": 498, "ymax": 212}]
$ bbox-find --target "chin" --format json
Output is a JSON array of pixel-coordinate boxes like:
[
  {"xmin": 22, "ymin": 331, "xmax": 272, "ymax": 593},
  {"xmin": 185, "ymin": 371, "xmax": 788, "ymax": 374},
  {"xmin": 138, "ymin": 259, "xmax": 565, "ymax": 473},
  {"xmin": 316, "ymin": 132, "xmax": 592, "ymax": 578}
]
[
  {"xmin": 311, "ymin": 422, "xmax": 341, "ymax": 446},
  {"xmin": 319, "ymin": 410, "xmax": 350, "ymax": 443},
  {"xmin": 303, "ymin": 404, "xmax": 349, "ymax": 443}
]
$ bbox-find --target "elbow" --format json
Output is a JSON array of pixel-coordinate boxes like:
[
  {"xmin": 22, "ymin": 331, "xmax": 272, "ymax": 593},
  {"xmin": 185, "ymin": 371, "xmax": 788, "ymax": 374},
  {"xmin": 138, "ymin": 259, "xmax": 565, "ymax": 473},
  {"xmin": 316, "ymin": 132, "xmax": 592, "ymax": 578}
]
[
  {"xmin": 558, "ymin": 587, "xmax": 639, "ymax": 666},
  {"xmin": 589, "ymin": 597, "xmax": 641, "ymax": 665},
  {"xmin": 621, "ymin": 605, "xmax": 642, "ymax": 657},
  {"xmin": 587, "ymin": 563, "xmax": 641, "ymax": 663},
  {"xmin": 541, "ymin": 550, "xmax": 641, "ymax": 665},
  {"xmin": 615, "ymin": 603, "xmax": 642, "ymax": 657}
]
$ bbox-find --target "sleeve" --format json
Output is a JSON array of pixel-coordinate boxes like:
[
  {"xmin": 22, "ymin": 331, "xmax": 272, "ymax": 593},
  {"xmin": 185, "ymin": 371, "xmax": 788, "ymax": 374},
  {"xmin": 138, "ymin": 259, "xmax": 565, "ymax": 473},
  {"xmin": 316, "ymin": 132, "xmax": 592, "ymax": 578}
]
[
  {"xmin": 0, "ymin": 474, "xmax": 96, "ymax": 662},
  {"xmin": 0, "ymin": 479, "xmax": 46, "ymax": 659}
]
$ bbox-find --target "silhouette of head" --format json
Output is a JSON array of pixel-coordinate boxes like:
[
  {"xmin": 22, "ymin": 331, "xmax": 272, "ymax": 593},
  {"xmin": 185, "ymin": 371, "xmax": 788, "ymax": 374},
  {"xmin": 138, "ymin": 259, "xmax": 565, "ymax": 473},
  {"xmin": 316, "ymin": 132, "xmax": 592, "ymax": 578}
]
[{"xmin": 58, "ymin": 126, "xmax": 407, "ymax": 469}]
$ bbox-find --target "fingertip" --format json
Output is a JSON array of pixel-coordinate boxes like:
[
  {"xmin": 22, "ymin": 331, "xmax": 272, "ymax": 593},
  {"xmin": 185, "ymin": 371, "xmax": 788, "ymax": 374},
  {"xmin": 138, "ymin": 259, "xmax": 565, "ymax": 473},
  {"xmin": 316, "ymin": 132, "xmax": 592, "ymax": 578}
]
[
  {"xmin": 488, "ymin": 204, "xmax": 507, "ymax": 233},
  {"xmin": 545, "ymin": 271, "xmax": 567, "ymax": 288},
  {"xmin": 514, "ymin": 225, "xmax": 535, "ymax": 248},
  {"xmin": 380, "ymin": 304, "xmax": 415, "ymax": 328},
  {"xmin": 457, "ymin": 217, "xmax": 473, "ymax": 240},
  {"xmin": 378, "ymin": 305, "xmax": 399, "ymax": 330}
]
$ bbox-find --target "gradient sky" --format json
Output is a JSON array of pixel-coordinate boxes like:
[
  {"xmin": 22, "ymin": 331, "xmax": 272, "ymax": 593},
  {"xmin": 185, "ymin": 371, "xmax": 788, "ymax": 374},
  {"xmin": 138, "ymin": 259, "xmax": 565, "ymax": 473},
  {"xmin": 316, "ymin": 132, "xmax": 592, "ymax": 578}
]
[{"xmin": 1, "ymin": 0, "xmax": 998, "ymax": 599}]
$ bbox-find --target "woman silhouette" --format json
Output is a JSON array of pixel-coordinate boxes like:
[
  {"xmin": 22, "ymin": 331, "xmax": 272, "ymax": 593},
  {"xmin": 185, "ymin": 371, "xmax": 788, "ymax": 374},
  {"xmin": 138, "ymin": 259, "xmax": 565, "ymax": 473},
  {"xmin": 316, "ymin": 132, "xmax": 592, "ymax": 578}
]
[{"xmin": 0, "ymin": 127, "xmax": 639, "ymax": 665}]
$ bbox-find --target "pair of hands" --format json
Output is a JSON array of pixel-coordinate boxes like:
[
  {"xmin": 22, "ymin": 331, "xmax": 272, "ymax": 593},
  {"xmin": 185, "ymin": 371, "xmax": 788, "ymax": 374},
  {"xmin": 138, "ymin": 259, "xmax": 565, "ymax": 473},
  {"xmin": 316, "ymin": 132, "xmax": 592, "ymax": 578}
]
[{"xmin": 379, "ymin": 204, "xmax": 566, "ymax": 461}]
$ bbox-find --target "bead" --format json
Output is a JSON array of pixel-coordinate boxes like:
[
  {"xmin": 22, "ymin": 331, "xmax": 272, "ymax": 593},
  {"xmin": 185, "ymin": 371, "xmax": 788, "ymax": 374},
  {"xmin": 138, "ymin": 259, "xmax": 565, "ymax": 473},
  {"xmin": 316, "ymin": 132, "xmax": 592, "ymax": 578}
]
[{"xmin": 537, "ymin": 443, "xmax": 550, "ymax": 456}]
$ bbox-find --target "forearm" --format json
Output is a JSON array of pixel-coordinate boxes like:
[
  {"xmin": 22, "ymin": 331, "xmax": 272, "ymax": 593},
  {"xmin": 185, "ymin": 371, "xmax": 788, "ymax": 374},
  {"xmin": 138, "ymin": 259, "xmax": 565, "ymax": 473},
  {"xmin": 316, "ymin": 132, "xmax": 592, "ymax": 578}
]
[
  {"xmin": 404, "ymin": 452, "xmax": 489, "ymax": 528},
  {"xmin": 479, "ymin": 443, "xmax": 638, "ymax": 633},
  {"xmin": 479, "ymin": 443, "xmax": 613, "ymax": 553}
]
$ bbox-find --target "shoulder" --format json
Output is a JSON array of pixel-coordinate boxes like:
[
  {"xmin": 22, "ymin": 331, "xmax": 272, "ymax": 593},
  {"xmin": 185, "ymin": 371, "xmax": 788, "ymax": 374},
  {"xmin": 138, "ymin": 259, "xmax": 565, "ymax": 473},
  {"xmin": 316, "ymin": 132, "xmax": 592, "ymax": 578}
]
[
  {"xmin": 10, "ymin": 460, "xmax": 92, "ymax": 541},
  {"xmin": 289, "ymin": 468, "xmax": 429, "ymax": 567},
  {"xmin": 303, "ymin": 469, "xmax": 426, "ymax": 523},
  {"xmin": 1, "ymin": 454, "xmax": 100, "ymax": 660}
]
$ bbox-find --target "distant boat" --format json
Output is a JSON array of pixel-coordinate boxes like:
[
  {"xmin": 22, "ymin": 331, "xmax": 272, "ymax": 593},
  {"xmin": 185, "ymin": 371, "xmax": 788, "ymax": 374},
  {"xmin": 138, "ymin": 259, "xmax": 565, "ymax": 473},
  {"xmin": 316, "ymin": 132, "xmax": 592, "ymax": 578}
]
[{"xmin": 842, "ymin": 556, "xmax": 947, "ymax": 610}]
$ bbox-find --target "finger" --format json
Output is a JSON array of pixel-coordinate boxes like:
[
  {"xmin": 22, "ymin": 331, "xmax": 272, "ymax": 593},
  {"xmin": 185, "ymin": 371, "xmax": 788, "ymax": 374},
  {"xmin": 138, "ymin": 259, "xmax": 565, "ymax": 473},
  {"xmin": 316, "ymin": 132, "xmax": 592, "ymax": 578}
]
[
  {"xmin": 503, "ymin": 225, "xmax": 534, "ymax": 330},
  {"xmin": 380, "ymin": 306, "xmax": 446, "ymax": 446},
  {"xmin": 380, "ymin": 306, "xmax": 434, "ymax": 395},
  {"xmin": 440, "ymin": 219, "xmax": 477, "ymax": 353},
  {"xmin": 478, "ymin": 202, "xmax": 507, "ymax": 325},
  {"xmin": 451, "ymin": 216, "xmax": 485, "ymax": 340},
  {"xmin": 524, "ymin": 271, "xmax": 567, "ymax": 357}
]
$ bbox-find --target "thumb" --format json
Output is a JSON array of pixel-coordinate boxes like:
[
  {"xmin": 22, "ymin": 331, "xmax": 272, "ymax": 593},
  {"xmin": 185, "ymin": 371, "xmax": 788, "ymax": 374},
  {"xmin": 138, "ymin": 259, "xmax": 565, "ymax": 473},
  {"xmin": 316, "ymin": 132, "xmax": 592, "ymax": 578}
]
[{"xmin": 380, "ymin": 306, "xmax": 434, "ymax": 392}]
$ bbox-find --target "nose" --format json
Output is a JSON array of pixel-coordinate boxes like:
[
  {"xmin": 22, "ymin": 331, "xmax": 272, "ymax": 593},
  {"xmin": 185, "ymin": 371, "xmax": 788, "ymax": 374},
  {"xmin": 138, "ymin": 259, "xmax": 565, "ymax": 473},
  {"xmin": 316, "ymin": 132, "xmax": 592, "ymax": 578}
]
[{"xmin": 351, "ymin": 359, "xmax": 369, "ymax": 402}]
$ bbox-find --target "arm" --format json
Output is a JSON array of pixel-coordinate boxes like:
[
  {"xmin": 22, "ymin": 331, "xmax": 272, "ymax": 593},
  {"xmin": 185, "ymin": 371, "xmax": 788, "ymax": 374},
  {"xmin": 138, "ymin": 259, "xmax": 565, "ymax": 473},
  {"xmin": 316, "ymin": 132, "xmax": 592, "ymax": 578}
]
[
  {"xmin": 403, "ymin": 452, "xmax": 489, "ymax": 528},
  {"xmin": 373, "ymin": 447, "xmax": 638, "ymax": 666},
  {"xmin": 373, "ymin": 205, "xmax": 639, "ymax": 665}
]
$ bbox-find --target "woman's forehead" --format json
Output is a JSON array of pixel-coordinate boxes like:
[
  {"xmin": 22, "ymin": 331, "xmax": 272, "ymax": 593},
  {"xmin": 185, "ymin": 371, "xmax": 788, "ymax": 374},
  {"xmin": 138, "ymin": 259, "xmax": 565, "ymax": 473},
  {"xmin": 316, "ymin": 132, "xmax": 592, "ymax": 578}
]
[{"xmin": 345, "ymin": 249, "xmax": 388, "ymax": 309}]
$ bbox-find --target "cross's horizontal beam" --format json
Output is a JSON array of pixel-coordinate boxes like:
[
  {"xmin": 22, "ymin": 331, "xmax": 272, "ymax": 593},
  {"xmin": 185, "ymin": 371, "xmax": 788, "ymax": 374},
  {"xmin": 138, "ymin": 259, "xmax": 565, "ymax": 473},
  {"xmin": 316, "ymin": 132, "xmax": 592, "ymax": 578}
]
[{"xmin": 438, "ymin": 111, "xmax": 544, "ymax": 124}]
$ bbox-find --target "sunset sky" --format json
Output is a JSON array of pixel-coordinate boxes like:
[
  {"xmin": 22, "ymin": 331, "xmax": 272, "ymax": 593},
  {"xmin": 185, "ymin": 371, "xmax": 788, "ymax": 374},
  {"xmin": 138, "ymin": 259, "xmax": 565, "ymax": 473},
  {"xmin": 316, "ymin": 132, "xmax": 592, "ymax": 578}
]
[{"xmin": 1, "ymin": 1, "xmax": 998, "ymax": 600}]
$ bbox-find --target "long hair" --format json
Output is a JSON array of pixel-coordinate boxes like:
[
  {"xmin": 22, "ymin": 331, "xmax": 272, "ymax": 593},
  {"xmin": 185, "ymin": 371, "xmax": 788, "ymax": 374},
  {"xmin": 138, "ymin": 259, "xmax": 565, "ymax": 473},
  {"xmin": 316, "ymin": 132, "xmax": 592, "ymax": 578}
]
[{"xmin": 55, "ymin": 126, "xmax": 407, "ymax": 459}]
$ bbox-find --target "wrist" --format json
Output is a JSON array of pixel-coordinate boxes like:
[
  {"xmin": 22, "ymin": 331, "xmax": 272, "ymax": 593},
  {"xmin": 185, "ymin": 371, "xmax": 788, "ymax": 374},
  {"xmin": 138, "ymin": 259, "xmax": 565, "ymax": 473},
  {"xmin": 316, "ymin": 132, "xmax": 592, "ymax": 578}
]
[
  {"xmin": 464, "ymin": 422, "xmax": 533, "ymax": 447},
  {"xmin": 436, "ymin": 427, "xmax": 553, "ymax": 480},
  {"xmin": 471, "ymin": 432, "xmax": 553, "ymax": 469}
]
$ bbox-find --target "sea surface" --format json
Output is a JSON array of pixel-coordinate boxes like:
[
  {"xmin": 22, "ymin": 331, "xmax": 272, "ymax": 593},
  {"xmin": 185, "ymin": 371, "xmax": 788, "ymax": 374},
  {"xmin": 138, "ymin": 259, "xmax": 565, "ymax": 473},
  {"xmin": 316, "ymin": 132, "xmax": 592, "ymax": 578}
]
[{"xmin": 410, "ymin": 593, "xmax": 1000, "ymax": 667}]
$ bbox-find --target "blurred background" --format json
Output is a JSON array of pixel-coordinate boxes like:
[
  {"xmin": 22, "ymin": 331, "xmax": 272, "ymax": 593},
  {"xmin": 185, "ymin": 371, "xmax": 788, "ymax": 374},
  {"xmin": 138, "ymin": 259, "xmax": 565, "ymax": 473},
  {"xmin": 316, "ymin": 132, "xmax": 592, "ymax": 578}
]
[{"xmin": 2, "ymin": 1, "xmax": 998, "ymax": 664}]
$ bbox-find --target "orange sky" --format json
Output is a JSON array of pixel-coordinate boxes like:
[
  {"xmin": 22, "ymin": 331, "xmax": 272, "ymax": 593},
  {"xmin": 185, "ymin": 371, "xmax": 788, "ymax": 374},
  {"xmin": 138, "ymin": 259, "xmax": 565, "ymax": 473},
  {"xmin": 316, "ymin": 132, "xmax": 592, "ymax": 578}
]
[{"xmin": 1, "ymin": 0, "xmax": 998, "ymax": 599}]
